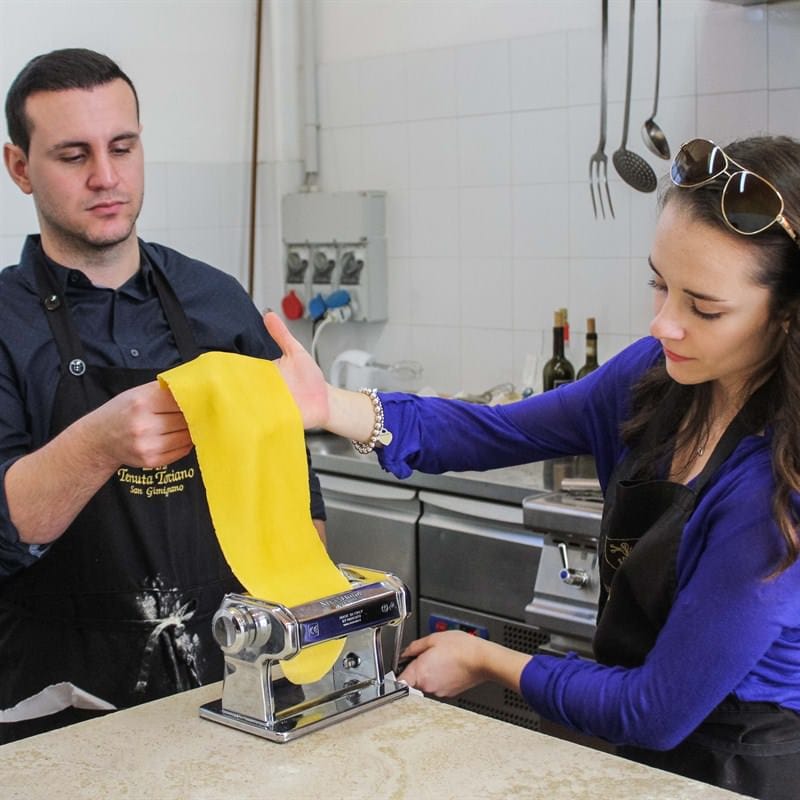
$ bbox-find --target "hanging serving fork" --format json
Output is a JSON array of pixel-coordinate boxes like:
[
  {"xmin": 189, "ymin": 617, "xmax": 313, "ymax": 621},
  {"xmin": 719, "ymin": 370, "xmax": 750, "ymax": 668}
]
[{"xmin": 589, "ymin": 0, "xmax": 614, "ymax": 219}]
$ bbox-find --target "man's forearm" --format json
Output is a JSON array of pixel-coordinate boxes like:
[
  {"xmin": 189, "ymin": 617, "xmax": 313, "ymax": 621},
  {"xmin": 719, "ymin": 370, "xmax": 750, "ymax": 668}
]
[
  {"xmin": 6, "ymin": 380, "xmax": 193, "ymax": 545},
  {"xmin": 5, "ymin": 414, "xmax": 117, "ymax": 545}
]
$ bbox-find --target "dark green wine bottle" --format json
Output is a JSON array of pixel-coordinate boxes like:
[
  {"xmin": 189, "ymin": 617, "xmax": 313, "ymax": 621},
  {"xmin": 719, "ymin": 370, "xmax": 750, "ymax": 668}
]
[
  {"xmin": 577, "ymin": 317, "xmax": 599, "ymax": 379},
  {"xmin": 543, "ymin": 309, "xmax": 574, "ymax": 391}
]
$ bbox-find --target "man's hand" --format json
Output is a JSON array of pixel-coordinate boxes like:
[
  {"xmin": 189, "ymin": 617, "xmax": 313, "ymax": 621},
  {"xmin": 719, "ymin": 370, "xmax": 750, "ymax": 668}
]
[
  {"xmin": 6, "ymin": 381, "xmax": 192, "ymax": 545},
  {"xmin": 86, "ymin": 381, "xmax": 193, "ymax": 470}
]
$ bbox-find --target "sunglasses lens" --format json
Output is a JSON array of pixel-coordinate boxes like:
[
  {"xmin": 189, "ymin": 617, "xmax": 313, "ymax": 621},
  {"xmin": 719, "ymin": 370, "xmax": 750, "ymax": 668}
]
[
  {"xmin": 724, "ymin": 172, "xmax": 783, "ymax": 234},
  {"xmin": 671, "ymin": 139, "xmax": 727, "ymax": 186}
]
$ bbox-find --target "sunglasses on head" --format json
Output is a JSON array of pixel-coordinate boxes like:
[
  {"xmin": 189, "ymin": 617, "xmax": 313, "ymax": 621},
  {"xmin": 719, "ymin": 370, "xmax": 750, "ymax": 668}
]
[{"xmin": 671, "ymin": 138, "xmax": 799, "ymax": 245}]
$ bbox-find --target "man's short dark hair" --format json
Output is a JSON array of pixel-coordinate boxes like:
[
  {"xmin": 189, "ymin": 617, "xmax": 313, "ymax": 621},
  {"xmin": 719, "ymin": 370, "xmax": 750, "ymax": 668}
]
[{"xmin": 5, "ymin": 48, "xmax": 140, "ymax": 154}]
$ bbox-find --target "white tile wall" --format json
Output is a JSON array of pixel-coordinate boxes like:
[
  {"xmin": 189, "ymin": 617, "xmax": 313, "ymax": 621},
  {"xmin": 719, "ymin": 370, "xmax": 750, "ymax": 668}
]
[
  {"xmin": 460, "ymin": 326, "xmax": 514, "ymax": 393},
  {"xmin": 769, "ymin": 89, "xmax": 800, "ymax": 135},
  {"xmin": 455, "ymin": 40, "xmax": 511, "ymax": 116},
  {"xmin": 458, "ymin": 115, "xmax": 511, "ymax": 186},
  {"xmin": 510, "ymin": 33, "xmax": 569, "ymax": 111},
  {"xmin": 409, "ymin": 119, "xmax": 459, "ymax": 188},
  {"xmin": 410, "ymin": 324, "xmax": 461, "ymax": 394},
  {"xmin": 1, "ymin": 0, "xmax": 256, "ymax": 307},
  {"xmin": 0, "ymin": 179, "xmax": 38, "ymax": 238},
  {"xmin": 406, "ymin": 48, "xmax": 457, "ymax": 121},
  {"xmin": 512, "ymin": 258, "xmax": 569, "ymax": 334},
  {"xmin": 512, "ymin": 109, "xmax": 570, "ymax": 185},
  {"xmin": 5, "ymin": 0, "xmax": 800, "ymax": 396},
  {"xmin": 409, "ymin": 188, "xmax": 459, "ymax": 257},
  {"xmin": 696, "ymin": 91, "xmax": 769, "ymax": 142},
  {"xmin": 512, "ymin": 185, "xmax": 569, "ymax": 259},
  {"xmin": 0, "ymin": 235, "xmax": 26, "ymax": 269},
  {"xmin": 359, "ymin": 54, "xmax": 408, "ymax": 125},
  {"xmin": 319, "ymin": 127, "xmax": 364, "ymax": 192},
  {"xmin": 695, "ymin": 5, "xmax": 767, "ymax": 95},
  {"xmin": 303, "ymin": 0, "xmax": 800, "ymax": 393},
  {"xmin": 460, "ymin": 186, "xmax": 512, "ymax": 259},
  {"xmin": 410, "ymin": 257, "xmax": 460, "ymax": 327},
  {"xmin": 460, "ymin": 257, "xmax": 512, "ymax": 330},
  {"xmin": 319, "ymin": 60, "xmax": 361, "ymax": 128},
  {"xmin": 362, "ymin": 123, "xmax": 410, "ymax": 190},
  {"xmin": 768, "ymin": 3, "xmax": 800, "ymax": 89}
]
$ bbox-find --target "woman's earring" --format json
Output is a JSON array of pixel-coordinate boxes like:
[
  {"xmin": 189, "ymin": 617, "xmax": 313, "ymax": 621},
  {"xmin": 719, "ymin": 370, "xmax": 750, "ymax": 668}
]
[{"xmin": 782, "ymin": 320, "xmax": 790, "ymax": 334}]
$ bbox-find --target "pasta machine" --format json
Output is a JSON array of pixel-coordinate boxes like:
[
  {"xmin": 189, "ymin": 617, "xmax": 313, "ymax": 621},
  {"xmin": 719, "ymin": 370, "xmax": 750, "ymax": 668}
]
[{"xmin": 199, "ymin": 565, "xmax": 411, "ymax": 742}]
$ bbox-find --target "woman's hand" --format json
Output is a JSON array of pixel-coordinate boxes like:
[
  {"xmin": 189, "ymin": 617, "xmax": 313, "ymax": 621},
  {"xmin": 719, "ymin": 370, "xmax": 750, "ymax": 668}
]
[
  {"xmin": 264, "ymin": 311, "xmax": 380, "ymax": 442},
  {"xmin": 263, "ymin": 311, "xmax": 330, "ymax": 429},
  {"xmin": 400, "ymin": 631, "xmax": 492, "ymax": 697},
  {"xmin": 400, "ymin": 631, "xmax": 529, "ymax": 697}
]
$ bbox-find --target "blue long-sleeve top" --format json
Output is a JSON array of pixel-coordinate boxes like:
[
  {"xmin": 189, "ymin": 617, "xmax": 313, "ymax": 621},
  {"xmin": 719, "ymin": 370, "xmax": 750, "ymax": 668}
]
[{"xmin": 376, "ymin": 337, "xmax": 800, "ymax": 750}]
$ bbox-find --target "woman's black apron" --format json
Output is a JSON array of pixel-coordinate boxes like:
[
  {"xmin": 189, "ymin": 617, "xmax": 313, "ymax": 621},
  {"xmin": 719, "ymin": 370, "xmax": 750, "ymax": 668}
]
[
  {"xmin": 0, "ymin": 250, "xmax": 240, "ymax": 744},
  {"xmin": 595, "ymin": 394, "xmax": 800, "ymax": 799}
]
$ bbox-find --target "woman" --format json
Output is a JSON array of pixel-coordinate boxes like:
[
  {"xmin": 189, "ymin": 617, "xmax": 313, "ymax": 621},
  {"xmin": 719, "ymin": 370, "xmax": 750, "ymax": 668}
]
[{"xmin": 265, "ymin": 136, "xmax": 800, "ymax": 799}]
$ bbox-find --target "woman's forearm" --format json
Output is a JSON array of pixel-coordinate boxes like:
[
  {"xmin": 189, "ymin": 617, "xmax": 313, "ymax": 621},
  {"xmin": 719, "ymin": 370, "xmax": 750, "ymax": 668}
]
[{"xmin": 325, "ymin": 385, "xmax": 378, "ymax": 443}]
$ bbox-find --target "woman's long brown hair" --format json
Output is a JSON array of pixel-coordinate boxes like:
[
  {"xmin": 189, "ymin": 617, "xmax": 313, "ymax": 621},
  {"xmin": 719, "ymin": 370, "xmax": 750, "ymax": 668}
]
[{"xmin": 623, "ymin": 136, "xmax": 800, "ymax": 576}]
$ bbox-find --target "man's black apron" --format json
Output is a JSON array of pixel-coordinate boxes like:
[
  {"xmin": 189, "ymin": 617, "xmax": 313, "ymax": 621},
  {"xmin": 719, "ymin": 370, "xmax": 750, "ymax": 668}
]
[
  {"xmin": 594, "ymin": 392, "xmax": 800, "ymax": 799},
  {"xmin": 0, "ymin": 250, "xmax": 240, "ymax": 744}
]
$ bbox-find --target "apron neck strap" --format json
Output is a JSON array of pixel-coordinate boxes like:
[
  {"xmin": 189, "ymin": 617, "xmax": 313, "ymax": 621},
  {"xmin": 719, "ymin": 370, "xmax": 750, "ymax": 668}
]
[
  {"xmin": 691, "ymin": 383, "xmax": 770, "ymax": 494},
  {"xmin": 144, "ymin": 251, "xmax": 201, "ymax": 361}
]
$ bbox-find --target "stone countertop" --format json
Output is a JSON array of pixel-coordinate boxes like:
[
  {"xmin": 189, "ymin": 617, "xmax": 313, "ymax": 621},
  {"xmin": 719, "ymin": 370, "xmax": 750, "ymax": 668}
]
[
  {"xmin": 0, "ymin": 683, "xmax": 742, "ymax": 800},
  {"xmin": 307, "ymin": 432, "xmax": 597, "ymax": 506}
]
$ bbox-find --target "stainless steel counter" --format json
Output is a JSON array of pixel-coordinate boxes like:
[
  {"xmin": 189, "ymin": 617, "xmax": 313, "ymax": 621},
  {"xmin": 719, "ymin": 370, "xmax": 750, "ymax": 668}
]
[{"xmin": 307, "ymin": 432, "xmax": 595, "ymax": 505}]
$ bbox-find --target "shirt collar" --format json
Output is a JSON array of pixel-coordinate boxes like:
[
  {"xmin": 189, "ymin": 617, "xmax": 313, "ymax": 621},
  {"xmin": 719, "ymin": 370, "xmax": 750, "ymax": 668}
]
[{"xmin": 31, "ymin": 237, "xmax": 156, "ymax": 298}]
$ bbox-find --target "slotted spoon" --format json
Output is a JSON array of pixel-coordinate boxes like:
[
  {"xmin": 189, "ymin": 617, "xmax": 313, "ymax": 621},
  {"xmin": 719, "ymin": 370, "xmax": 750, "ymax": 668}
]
[{"xmin": 613, "ymin": 0, "xmax": 657, "ymax": 193}]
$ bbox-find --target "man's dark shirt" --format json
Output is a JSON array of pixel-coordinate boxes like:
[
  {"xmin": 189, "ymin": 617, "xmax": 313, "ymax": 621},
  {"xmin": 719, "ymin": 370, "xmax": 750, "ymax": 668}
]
[{"xmin": 0, "ymin": 235, "xmax": 325, "ymax": 575}]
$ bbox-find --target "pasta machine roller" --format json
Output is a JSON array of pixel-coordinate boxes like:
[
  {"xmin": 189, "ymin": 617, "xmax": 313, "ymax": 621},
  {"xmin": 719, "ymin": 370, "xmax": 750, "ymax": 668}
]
[{"xmin": 199, "ymin": 565, "xmax": 411, "ymax": 742}]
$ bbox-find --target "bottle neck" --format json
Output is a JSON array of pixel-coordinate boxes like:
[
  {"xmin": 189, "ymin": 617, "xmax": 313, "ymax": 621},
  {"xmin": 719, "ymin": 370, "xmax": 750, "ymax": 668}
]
[
  {"xmin": 552, "ymin": 326, "xmax": 565, "ymax": 358},
  {"xmin": 584, "ymin": 332, "xmax": 598, "ymax": 364}
]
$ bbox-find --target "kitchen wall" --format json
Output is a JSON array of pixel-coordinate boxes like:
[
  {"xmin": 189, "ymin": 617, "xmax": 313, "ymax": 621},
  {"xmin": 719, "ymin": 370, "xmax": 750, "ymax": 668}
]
[
  {"xmin": 2, "ymin": 1, "xmax": 800, "ymax": 396},
  {"xmin": 0, "ymin": 0, "xmax": 257, "ymax": 292},
  {"xmin": 287, "ymin": 0, "xmax": 800, "ymax": 394}
]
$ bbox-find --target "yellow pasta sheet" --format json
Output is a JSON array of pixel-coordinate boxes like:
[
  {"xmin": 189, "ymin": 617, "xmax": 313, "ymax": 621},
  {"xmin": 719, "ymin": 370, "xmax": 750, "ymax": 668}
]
[{"xmin": 159, "ymin": 351, "xmax": 350, "ymax": 683}]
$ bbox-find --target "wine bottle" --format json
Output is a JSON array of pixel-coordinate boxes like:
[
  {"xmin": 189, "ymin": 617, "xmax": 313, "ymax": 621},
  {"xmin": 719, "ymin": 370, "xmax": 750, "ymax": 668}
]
[
  {"xmin": 561, "ymin": 307, "xmax": 571, "ymax": 356},
  {"xmin": 542, "ymin": 310, "xmax": 575, "ymax": 391},
  {"xmin": 577, "ymin": 317, "xmax": 599, "ymax": 379}
]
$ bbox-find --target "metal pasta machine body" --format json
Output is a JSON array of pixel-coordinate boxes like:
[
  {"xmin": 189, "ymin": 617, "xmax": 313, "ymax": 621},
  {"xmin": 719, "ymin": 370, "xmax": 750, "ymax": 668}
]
[{"xmin": 200, "ymin": 565, "xmax": 411, "ymax": 742}]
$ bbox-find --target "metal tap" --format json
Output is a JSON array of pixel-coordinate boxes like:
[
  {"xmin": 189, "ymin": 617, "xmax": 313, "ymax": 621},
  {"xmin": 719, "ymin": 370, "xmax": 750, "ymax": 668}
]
[{"xmin": 557, "ymin": 542, "xmax": 590, "ymax": 588}]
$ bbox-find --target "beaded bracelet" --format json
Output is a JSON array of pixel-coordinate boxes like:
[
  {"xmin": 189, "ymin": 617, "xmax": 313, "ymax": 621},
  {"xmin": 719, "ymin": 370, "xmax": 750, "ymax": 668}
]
[{"xmin": 352, "ymin": 388, "xmax": 393, "ymax": 454}]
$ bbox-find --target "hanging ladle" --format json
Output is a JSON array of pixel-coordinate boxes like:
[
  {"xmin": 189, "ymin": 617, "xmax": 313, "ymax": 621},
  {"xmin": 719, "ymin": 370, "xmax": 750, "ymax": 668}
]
[
  {"xmin": 641, "ymin": 0, "xmax": 670, "ymax": 159},
  {"xmin": 613, "ymin": 0, "xmax": 657, "ymax": 193}
]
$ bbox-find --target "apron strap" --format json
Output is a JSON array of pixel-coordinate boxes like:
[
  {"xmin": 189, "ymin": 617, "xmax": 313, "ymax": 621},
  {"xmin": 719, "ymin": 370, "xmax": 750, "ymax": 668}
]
[
  {"xmin": 32, "ymin": 247, "xmax": 94, "ymax": 410},
  {"xmin": 144, "ymin": 250, "xmax": 201, "ymax": 362},
  {"xmin": 32, "ymin": 243, "xmax": 201, "ymax": 413},
  {"xmin": 617, "ymin": 380, "xmax": 771, "ymax": 495},
  {"xmin": 691, "ymin": 381, "xmax": 771, "ymax": 496}
]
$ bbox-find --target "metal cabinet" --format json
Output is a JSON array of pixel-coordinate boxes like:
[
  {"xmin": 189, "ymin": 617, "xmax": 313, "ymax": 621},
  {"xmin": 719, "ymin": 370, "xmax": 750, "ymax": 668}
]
[
  {"xmin": 417, "ymin": 491, "xmax": 543, "ymax": 622},
  {"xmin": 317, "ymin": 472, "xmax": 420, "ymax": 646},
  {"xmin": 417, "ymin": 490, "xmax": 550, "ymax": 730}
]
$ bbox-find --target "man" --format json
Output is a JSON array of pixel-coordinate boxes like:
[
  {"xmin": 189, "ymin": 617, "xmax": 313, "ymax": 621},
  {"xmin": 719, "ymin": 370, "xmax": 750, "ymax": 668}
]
[{"xmin": 0, "ymin": 48, "xmax": 326, "ymax": 743}]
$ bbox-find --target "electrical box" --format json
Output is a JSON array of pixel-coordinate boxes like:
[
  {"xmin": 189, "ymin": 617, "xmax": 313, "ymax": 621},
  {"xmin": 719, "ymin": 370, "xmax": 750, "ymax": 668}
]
[{"xmin": 281, "ymin": 191, "xmax": 387, "ymax": 322}]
